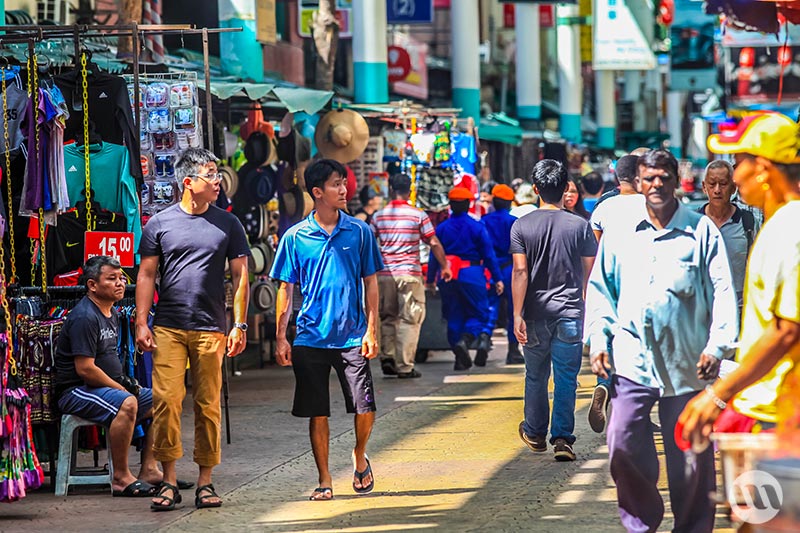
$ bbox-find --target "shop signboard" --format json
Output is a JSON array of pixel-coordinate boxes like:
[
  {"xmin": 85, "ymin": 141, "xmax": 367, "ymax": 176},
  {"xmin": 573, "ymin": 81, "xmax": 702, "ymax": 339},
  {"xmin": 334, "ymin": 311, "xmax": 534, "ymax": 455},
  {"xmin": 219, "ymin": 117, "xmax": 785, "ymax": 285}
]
[
  {"xmin": 670, "ymin": 0, "xmax": 718, "ymax": 90},
  {"xmin": 85, "ymin": 232, "xmax": 135, "ymax": 268},
  {"xmin": 391, "ymin": 33, "xmax": 428, "ymax": 100},
  {"xmin": 256, "ymin": 0, "xmax": 277, "ymax": 44},
  {"xmin": 593, "ymin": 0, "xmax": 656, "ymax": 70},
  {"xmin": 504, "ymin": 4, "xmax": 555, "ymax": 27},
  {"xmin": 387, "ymin": 0, "xmax": 433, "ymax": 24},
  {"xmin": 539, "ymin": 5, "xmax": 554, "ymax": 27},
  {"xmin": 298, "ymin": 0, "xmax": 352, "ymax": 38},
  {"xmin": 388, "ymin": 46, "xmax": 412, "ymax": 82}
]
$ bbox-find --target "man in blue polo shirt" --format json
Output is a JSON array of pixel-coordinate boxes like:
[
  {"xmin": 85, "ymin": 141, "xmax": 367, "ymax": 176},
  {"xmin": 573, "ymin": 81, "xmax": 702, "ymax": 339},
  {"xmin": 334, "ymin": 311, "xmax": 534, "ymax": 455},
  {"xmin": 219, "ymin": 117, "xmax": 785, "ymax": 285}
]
[{"xmin": 271, "ymin": 158, "xmax": 384, "ymax": 501}]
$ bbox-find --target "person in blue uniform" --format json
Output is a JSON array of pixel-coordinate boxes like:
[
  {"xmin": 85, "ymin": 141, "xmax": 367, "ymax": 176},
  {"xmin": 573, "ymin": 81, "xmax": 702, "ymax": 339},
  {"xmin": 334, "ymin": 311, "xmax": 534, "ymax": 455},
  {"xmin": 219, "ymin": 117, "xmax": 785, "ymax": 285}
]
[
  {"xmin": 428, "ymin": 187, "xmax": 503, "ymax": 370},
  {"xmin": 481, "ymin": 184, "xmax": 522, "ymax": 364}
]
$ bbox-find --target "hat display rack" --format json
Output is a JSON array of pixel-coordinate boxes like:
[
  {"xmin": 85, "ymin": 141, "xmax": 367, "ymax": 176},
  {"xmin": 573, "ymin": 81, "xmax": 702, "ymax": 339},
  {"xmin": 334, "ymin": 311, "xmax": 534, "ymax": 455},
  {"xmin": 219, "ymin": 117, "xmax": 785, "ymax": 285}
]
[{"xmin": 344, "ymin": 101, "xmax": 478, "ymax": 214}]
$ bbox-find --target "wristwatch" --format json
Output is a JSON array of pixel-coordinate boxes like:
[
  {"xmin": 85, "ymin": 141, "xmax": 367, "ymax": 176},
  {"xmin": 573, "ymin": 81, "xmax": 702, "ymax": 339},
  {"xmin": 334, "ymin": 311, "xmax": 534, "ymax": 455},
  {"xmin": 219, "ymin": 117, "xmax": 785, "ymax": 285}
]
[{"xmin": 233, "ymin": 322, "xmax": 248, "ymax": 332}]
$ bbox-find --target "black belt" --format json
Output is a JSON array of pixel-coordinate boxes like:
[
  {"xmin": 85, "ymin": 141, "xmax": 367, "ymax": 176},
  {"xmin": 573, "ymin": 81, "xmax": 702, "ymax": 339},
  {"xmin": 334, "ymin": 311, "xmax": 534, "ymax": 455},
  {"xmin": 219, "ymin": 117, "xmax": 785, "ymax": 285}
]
[
  {"xmin": 500, "ymin": 260, "xmax": 512, "ymax": 269},
  {"xmin": 468, "ymin": 260, "xmax": 482, "ymax": 267}
]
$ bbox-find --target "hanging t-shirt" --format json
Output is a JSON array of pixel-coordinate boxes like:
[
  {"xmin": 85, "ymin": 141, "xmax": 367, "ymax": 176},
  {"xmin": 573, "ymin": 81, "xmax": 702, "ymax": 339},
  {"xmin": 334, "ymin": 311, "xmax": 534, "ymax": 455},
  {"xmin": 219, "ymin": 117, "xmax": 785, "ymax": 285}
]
[
  {"xmin": 410, "ymin": 133, "xmax": 436, "ymax": 165},
  {"xmin": 382, "ymin": 130, "xmax": 406, "ymax": 161},
  {"xmin": 63, "ymin": 142, "xmax": 141, "ymax": 251},
  {"xmin": 0, "ymin": 77, "xmax": 27, "ymax": 155},
  {"xmin": 449, "ymin": 133, "xmax": 477, "ymax": 175},
  {"xmin": 45, "ymin": 204, "xmax": 127, "ymax": 282},
  {"xmin": 54, "ymin": 70, "xmax": 142, "ymax": 184},
  {"xmin": 20, "ymin": 88, "xmax": 59, "ymax": 214}
]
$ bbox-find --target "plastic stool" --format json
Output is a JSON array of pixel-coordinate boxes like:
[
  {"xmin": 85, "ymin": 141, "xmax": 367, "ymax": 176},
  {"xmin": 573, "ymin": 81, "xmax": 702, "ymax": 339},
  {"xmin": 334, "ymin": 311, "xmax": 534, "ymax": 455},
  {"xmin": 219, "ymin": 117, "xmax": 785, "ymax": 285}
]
[{"xmin": 54, "ymin": 414, "xmax": 113, "ymax": 496}]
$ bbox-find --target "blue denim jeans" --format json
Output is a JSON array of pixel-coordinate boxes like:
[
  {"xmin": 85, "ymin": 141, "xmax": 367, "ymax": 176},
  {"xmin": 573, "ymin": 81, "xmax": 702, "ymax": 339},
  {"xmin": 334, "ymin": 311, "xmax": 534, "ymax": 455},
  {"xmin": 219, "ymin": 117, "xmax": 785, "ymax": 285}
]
[{"xmin": 522, "ymin": 317, "xmax": 583, "ymax": 444}]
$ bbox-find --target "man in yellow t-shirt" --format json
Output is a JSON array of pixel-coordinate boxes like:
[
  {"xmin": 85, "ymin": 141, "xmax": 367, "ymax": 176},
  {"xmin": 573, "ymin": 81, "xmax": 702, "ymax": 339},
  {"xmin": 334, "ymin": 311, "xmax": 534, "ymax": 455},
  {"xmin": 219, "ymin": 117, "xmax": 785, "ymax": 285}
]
[{"xmin": 679, "ymin": 112, "xmax": 800, "ymax": 442}]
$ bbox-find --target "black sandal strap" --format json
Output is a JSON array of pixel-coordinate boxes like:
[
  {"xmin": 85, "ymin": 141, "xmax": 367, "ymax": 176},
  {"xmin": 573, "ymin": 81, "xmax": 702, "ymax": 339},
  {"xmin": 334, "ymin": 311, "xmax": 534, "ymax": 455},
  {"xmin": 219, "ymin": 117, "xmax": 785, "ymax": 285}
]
[
  {"xmin": 195, "ymin": 483, "xmax": 218, "ymax": 498},
  {"xmin": 159, "ymin": 482, "xmax": 180, "ymax": 493}
]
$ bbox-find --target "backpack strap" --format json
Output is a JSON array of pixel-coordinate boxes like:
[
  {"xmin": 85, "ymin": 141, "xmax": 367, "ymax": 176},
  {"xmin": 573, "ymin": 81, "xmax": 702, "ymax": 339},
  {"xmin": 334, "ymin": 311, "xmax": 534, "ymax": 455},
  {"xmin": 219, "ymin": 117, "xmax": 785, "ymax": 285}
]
[{"xmin": 740, "ymin": 207, "xmax": 756, "ymax": 251}]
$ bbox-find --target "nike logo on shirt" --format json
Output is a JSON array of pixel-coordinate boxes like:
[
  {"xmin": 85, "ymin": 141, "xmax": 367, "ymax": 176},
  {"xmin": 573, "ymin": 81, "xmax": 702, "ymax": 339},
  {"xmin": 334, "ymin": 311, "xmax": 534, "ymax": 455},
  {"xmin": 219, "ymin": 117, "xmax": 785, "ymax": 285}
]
[{"xmin": 66, "ymin": 241, "xmax": 79, "ymax": 248}]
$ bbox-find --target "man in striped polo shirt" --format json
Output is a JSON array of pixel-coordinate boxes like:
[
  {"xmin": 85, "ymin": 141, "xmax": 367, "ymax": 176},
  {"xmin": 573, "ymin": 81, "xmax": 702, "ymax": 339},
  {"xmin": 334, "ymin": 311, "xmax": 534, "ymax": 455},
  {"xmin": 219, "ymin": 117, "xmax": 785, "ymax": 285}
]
[{"xmin": 372, "ymin": 174, "xmax": 452, "ymax": 378}]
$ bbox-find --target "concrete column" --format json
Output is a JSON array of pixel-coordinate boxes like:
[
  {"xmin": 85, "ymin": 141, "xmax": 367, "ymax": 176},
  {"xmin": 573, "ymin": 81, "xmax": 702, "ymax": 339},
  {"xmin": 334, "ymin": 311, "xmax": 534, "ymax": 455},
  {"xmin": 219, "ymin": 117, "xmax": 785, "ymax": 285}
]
[
  {"xmin": 219, "ymin": 0, "xmax": 265, "ymax": 81},
  {"xmin": 451, "ymin": 0, "xmax": 481, "ymax": 120},
  {"xmin": 556, "ymin": 3, "xmax": 582, "ymax": 142},
  {"xmin": 353, "ymin": 0, "xmax": 389, "ymax": 104},
  {"xmin": 666, "ymin": 91, "xmax": 684, "ymax": 158},
  {"xmin": 515, "ymin": 3, "xmax": 541, "ymax": 120},
  {"xmin": 595, "ymin": 70, "xmax": 615, "ymax": 149}
]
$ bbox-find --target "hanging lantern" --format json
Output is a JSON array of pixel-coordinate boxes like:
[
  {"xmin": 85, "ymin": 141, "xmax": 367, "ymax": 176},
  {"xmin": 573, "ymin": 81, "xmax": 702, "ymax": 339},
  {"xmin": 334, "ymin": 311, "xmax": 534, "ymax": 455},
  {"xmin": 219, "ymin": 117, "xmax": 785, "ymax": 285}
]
[
  {"xmin": 778, "ymin": 45, "xmax": 793, "ymax": 67},
  {"xmin": 739, "ymin": 47, "xmax": 756, "ymax": 68}
]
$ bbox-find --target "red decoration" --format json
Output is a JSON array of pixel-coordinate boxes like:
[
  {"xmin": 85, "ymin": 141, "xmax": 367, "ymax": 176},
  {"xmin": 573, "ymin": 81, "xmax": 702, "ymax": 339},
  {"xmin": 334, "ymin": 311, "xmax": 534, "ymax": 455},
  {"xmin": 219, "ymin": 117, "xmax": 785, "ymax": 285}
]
[
  {"xmin": 658, "ymin": 0, "xmax": 674, "ymax": 26},
  {"xmin": 739, "ymin": 47, "xmax": 756, "ymax": 68},
  {"xmin": 778, "ymin": 45, "xmax": 793, "ymax": 67}
]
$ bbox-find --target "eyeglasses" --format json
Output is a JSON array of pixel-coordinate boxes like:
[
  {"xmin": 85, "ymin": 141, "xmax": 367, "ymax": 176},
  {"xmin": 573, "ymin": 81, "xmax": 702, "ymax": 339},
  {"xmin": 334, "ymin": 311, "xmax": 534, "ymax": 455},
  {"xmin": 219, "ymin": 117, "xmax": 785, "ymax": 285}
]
[{"xmin": 193, "ymin": 172, "xmax": 222, "ymax": 184}]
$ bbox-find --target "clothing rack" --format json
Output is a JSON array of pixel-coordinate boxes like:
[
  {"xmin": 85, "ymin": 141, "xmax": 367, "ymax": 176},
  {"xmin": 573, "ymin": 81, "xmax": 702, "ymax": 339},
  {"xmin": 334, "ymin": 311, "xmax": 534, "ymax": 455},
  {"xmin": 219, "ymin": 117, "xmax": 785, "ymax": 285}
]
[
  {"xmin": 14, "ymin": 285, "xmax": 137, "ymax": 296},
  {"xmin": 0, "ymin": 24, "xmax": 240, "ymax": 147}
]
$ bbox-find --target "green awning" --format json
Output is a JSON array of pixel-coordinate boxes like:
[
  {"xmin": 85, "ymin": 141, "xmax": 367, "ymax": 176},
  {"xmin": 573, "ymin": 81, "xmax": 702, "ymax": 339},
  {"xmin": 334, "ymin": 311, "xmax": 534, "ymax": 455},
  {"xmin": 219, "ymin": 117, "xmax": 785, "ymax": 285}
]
[
  {"xmin": 205, "ymin": 80, "xmax": 334, "ymax": 115},
  {"xmin": 479, "ymin": 114, "xmax": 524, "ymax": 145}
]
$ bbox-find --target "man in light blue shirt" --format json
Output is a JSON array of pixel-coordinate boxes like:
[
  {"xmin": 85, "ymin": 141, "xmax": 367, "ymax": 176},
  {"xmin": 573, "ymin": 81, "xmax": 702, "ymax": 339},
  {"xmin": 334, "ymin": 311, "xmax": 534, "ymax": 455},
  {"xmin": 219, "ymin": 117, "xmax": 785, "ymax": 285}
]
[{"xmin": 584, "ymin": 150, "xmax": 738, "ymax": 533}]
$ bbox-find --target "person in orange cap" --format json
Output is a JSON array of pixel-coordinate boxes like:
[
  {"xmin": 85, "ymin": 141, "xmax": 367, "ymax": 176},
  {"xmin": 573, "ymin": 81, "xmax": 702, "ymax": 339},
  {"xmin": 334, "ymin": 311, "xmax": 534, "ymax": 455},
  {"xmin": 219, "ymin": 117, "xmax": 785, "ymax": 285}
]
[
  {"xmin": 480, "ymin": 184, "xmax": 523, "ymax": 364},
  {"xmin": 427, "ymin": 186, "xmax": 503, "ymax": 370}
]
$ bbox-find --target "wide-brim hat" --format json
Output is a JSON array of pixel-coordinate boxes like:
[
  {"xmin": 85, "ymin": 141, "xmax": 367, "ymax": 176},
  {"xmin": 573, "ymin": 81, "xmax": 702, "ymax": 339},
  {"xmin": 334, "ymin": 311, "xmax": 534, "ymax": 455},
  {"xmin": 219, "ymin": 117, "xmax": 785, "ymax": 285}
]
[
  {"xmin": 278, "ymin": 164, "xmax": 306, "ymax": 234},
  {"xmin": 248, "ymin": 241, "xmax": 275, "ymax": 276},
  {"xmin": 243, "ymin": 164, "xmax": 278, "ymax": 205},
  {"xmin": 251, "ymin": 279, "xmax": 277, "ymax": 312},
  {"xmin": 244, "ymin": 131, "xmax": 273, "ymax": 167},
  {"xmin": 218, "ymin": 165, "xmax": 239, "ymax": 198},
  {"xmin": 315, "ymin": 109, "xmax": 369, "ymax": 163},
  {"xmin": 277, "ymin": 127, "xmax": 312, "ymax": 168},
  {"xmin": 248, "ymin": 243, "xmax": 267, "ymax": 275}
]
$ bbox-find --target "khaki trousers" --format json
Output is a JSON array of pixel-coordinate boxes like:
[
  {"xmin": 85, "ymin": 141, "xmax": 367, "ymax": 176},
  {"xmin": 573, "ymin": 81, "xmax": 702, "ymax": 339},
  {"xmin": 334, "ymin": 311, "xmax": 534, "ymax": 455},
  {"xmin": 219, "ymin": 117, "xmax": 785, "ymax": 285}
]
[
  {"xmin": 151, "ymin": 326, "xmax": 226, "ymax": 466},
  {"xmin": 378, "ymin": 275, "xmax": 426, "ymax": 373}
]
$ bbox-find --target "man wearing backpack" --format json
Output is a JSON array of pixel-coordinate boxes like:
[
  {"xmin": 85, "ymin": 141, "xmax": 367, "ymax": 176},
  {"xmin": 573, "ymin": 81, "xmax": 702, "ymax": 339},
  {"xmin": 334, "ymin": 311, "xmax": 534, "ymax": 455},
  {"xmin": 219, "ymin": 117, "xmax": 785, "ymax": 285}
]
[{"xmin": 698, "ymin": 160, "xmax": 761, "ymax": 311}]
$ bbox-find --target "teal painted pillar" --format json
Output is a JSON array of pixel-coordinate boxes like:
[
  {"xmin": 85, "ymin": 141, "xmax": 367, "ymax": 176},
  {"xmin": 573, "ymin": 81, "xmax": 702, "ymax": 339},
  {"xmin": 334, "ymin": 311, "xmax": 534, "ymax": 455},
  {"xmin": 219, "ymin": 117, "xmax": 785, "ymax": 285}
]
[
  {"xmin": 353, "ymin": 0, "xmax": 388, "ymax": 103},
  {"xmin": 451, "ymin": 0, "xmax": 481, "ymax": 121},
  {"xmin": 556, "ymin": 4, "xmax": 582, "ymax": 142},
  {"xmin": 595, "ymin": 70, "xmax": 616, "ymax": 149},
  {"xmin": 516, "ymin": 3, "xmax": 541, "ymax": 120},
  {"xmin": 218, "ymin": 0, "xmax": 264, "ymax": 82}
]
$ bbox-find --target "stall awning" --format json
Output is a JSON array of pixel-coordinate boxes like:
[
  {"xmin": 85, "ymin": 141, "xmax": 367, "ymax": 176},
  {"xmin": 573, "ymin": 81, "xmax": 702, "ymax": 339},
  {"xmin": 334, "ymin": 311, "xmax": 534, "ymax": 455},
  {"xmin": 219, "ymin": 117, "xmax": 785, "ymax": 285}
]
[
  {"xmin": 204, "ymin": 81, "xmax": 334, "ymax": 115},
  {"xmin": 479, "ymin": 114, "xmax": 524, "ymax": 145}
]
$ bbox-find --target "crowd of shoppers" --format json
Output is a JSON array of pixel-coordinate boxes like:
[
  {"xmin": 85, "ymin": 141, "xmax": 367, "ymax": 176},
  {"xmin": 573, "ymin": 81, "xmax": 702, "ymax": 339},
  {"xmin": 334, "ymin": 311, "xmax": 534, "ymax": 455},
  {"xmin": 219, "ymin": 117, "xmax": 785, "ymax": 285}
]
[{"xmin": 56, "ymin": 110, "xmax": 800, "ymax": 533}]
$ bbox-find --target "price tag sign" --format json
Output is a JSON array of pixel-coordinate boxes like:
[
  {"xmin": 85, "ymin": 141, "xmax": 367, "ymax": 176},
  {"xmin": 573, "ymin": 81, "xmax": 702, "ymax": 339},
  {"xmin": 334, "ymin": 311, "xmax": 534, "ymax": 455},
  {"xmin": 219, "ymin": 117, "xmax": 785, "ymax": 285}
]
[{"xmin": 84, "ymin": 232, "xmax": 135, "ymax": 268}]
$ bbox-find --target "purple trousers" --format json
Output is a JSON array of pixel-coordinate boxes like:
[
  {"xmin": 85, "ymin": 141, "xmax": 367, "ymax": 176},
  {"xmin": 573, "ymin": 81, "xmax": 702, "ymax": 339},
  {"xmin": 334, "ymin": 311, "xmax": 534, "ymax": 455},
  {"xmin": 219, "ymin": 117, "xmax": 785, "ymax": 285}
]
[{"xmin": 607, "ymin": 376, "xmax": 716, "ymax": 533}]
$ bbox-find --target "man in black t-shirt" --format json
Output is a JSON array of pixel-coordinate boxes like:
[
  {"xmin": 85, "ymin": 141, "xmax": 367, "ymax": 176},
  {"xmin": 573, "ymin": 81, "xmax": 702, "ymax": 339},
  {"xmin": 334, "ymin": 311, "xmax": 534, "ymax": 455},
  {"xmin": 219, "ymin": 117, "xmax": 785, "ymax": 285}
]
[
  {"xmin": 136, "ymin": 148, "xmax": 250, "ymax": 511},
  {"xmin": 510, "ymin": 159, "xmax": 598, "ymax": 463},
  {"xmin": 56, "ymin": 256, "xmax": 161, "ymax": 497}
]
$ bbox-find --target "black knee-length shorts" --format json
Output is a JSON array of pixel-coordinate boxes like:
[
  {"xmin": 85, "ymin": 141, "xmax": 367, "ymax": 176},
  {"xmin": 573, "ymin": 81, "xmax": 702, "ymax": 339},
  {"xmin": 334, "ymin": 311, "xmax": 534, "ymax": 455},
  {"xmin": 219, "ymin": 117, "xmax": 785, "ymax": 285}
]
[{"xmin": 291, "ymin": 345, "xmax": 377, "ymax": 417}]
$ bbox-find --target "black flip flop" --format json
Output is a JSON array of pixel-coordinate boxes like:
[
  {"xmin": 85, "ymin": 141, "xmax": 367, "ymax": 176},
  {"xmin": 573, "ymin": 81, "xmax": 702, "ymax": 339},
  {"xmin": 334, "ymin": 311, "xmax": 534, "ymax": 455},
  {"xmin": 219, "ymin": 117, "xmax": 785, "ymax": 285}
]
[
  {"xmin": 352, "ymin": 456, "xmax": 375, "ymax": 495},
  {"xmin": 195, "ymin": 483, "xmax": 223, "ymax": 509},
  {"xmin": 150, "ymin": 482, "xmax": 182, "ymax": 512},
  {"xmin": 112, "ymin": 480, "xmax": 158, "ymax": 497},
  {"xmin": 308, "ymin": 487, "xmax": 334, "ymax": 501}
]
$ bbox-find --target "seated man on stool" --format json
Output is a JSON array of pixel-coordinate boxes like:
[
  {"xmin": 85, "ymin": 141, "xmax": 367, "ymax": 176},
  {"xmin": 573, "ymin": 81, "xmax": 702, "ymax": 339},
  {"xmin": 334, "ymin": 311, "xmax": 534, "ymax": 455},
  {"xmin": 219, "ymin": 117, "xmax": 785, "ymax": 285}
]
[{"xmin": 54, "ymin": 256, "xmax": 189, "ymax": 497}]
